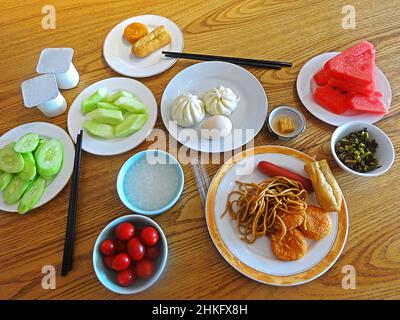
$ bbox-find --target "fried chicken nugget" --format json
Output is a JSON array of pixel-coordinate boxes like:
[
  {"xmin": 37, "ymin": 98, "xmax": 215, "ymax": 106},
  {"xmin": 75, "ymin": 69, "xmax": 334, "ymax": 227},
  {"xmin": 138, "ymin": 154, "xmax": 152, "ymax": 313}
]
[
  {"xmin": 299, "ymin": 205, "xmax": 331, "ymax": 240},
  {"xmin": 271, "ymin": 228, "xmax": 307, "ymax": 261},
  {"xmin": 277, "ymin": 209, "xmax": 304, "ymax": 230}
]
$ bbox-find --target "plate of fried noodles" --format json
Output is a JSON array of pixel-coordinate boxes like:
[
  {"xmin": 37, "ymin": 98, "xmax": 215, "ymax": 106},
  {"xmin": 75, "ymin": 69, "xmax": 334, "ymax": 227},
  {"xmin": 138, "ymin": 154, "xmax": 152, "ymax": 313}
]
[{"xmin": 205, "ymin": 146, "xmax": 348, "ymax": 286}]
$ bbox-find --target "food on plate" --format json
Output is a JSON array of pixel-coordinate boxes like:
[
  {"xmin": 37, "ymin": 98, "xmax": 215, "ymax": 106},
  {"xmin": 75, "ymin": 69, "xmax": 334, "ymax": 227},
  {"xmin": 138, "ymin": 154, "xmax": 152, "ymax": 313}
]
[
  {"xmin": 0, "ymin": 133, "xmax": 64, "ymax": 214},
  {"xmin": 201, "ymin": 115, "xmax": 232, "ymax": 140},
  {"xmin": 271, "ymin": 228, "xmax": 307, "ymax": 261},
  {"xmin": 222, "ymin": 176, "xmax": 308, "ymax": 244},
  {"xmin": 99, "ymin": 221, "xmax": 161, "ymax": 287},
  {"xmin": 298, "ymin": 205, "xmax": 331, "ymax": 240},
  {"xmin": 276, "ymin": 209, "xmax": 304, "ymax": 230},
  {"xmin": 275, "ymin": 116, "xmax": 295, "ymax": 135},
  {"xmin": 312, "ymin": 41, "xmax": 387, "ymax": 115},
  {"xmin": 203, "ymin": 86, "xmax": 240, "ymax": 116},
  {"xmin": 123, "ymin": 22, "xmax": 148, "ymax": 44},
  {"xmin": 257, "ymin": 161, "xmax": 313, "ymax": 192},
  {"xmin": 304, "ymin": 159, "xmax": 342, "ymax": 212},
  {"xmin": 132, "ymin": 25, "xmax": 171, "ymax": 58},
  {"xmin": 335, "ymin": 128, "xmax": 380, "ymax": 172},
  {"xmin": 171, "ymin": 93, "xmax": 205, "ymax": 127},
  {"xmin": 81, "ymin": 89, "xmax": 148, "ymax": 140}
]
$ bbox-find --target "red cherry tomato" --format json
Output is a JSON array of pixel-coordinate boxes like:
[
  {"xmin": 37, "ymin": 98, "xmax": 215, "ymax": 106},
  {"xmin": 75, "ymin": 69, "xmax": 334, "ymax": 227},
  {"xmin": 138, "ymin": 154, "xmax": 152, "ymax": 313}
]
[
  {"xmin": 115, "ymin": 240, "xmax": 127, "ymax": 253},
  {"xmin": 111, "ymin": 253, "xmax": 131, "ymax": 271},
  {"xmin": 115, "ymin": 222, "xmax": 135, "ymax": 242},
  {"xmin": 140, "ymin": 226, "xmax": 159, "ymax": 246},
  {"xmin": 117, "ymin": 268, "xmax": 135, "ymax": 287},
  {"xmin": 103, "ymin": 254, "xmax": 116, "ymax": 269},
  {"xmin": 145, "ymin": 245, "xmax": 160, "ymax": 260},
  {"xmin": 127, "ymin": 237, "xmax": 145, "ymax": 261},
  {"xmin": 100, "ymin": 239, "xmax": 117, "ymax": 256},
  {"xmin": 133, "ymin": 259, "xmax": 155, "ymax": 279}
]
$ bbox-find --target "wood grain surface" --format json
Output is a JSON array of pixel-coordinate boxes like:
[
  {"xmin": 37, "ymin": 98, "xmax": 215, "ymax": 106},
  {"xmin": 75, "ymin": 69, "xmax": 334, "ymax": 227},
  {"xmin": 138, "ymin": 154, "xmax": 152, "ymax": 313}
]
[{"xmin": 0, "ymin": 0, "xmax": 399, "ymax": 300}]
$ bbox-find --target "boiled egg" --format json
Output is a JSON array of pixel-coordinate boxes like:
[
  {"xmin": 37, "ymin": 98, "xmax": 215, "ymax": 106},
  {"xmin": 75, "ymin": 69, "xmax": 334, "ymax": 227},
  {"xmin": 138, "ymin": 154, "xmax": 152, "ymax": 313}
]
[{"xmin": 200, "ymin": 115, "xmax": 232, "ymax": 140}]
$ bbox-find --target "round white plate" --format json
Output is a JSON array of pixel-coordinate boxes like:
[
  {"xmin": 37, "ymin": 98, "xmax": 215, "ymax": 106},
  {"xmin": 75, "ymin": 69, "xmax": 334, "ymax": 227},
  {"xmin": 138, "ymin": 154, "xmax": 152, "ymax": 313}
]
[
  {"xmin": 161, "ymin": 61, "xmax": 268, "ymax": 153},
  {"xmin": 103, "ymin": 14, "xmax": 184, "ymax": 78},
  {"xmin": 206, "ymin": 146, "xmax": 349, "ymax": 286},
  {"xmin": 0, "ymin": 122, "xmax": 75, "ymax": 213},
  {"xmin": 297, "ymin": 52, "xmax": 392, "ymax": 126},
  {"xmin": 67, "ymin": 77, "xmax": 157, "ymax": 156}
]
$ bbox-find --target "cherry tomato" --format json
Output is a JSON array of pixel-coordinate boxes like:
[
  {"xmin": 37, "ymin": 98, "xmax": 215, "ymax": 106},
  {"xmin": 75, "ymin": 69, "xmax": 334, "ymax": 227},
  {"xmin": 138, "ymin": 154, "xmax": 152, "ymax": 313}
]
[
  {"xmin": 100, "ymin": 239, "xmax": 117, "ymax": 256},
  {"xmin": 127, "ymin": 237, "xmax": 145, "ymax": 261},
  {"xmin": 133, "ymin": 259, "xmax": 155, "ymax": 279},
  {"xmin": 115, "ymin": 222, "xmax": 135, "ymax": 242},
  {"xmin": 111, "ymin": 253, "xmax": 131, "ymax": 271},
  {"xmin": 140, "ymin": 226, "xmax": 159, "ymax": 246},
  {"xmin": 117, "ymin": 268, "xmax": 135, "ymax": 287},
  {"xmin": 103, "ymin": 254, "xmax": 116, "ymax": 269},
  {"xmin": 115, "ymin": 239, "xmax": 127, "ymax": 253},
  {"xmin": 145, "ymin": 245, "xmax": 160, "ymax": 260}
]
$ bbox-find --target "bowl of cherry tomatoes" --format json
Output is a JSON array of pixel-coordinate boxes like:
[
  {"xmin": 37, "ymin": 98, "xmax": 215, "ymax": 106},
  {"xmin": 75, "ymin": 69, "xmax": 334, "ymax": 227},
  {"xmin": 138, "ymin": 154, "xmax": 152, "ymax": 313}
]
[{"xmin": 93, "ymin": 214, "xmax": 168, "ymax": 294}]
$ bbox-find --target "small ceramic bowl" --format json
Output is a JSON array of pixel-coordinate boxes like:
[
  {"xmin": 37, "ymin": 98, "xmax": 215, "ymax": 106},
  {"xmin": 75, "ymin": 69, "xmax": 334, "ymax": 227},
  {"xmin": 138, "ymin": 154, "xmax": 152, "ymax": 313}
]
[
  {"xmin": 267, "ymin": 105, "xmax": 306, "ymax": 140},
  {"xmin": 93, "ymin": 214, "xmax": 168, "ymax": 295},
  {"xmin": 117, "ymin": 149, "xmax": 184, "ymax": 215},
  {"xmin": 331, "ymin": 121, "xmax": 395, "ymax": 177}
]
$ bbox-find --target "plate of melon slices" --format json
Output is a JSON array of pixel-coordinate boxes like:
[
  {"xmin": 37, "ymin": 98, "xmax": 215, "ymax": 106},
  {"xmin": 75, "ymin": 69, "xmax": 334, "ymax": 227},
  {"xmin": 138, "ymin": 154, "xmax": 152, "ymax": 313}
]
[
  {"xmin": 297, "ymin": 41, "xmax": 392, "ymax": 126},
  {"xmin": 67, "ymin": 77, "xmax": 158, "ymax": 156}
]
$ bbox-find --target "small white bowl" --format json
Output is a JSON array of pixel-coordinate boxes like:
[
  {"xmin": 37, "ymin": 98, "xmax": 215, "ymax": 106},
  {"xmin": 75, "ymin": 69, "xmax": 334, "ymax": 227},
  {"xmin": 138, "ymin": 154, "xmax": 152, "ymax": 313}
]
[
  {"xmin": 267, "ymin": 105, "xmax": 306, "ymax": 140},
  {"xmin": 331, "ymin": 121, "xmax": 395, "ymax": 177}
]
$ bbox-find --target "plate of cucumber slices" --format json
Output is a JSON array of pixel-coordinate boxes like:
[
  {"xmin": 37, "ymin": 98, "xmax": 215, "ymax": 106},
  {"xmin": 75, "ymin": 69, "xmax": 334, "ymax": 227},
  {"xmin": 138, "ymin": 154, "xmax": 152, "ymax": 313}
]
[
  {"xmin": 67, "ymin": 77, "xmax": 157, "ymax": 156},
  {"xmin": 0, "ymin": 122, "xmax": 75, "ymax": 214}
]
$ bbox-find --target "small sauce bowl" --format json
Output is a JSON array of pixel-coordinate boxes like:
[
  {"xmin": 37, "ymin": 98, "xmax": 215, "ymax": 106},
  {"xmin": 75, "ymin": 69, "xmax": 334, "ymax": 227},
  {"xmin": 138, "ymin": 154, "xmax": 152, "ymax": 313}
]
[{"xmin": 267, "ymin": 105, "xmax": 306, "ymax": 140}]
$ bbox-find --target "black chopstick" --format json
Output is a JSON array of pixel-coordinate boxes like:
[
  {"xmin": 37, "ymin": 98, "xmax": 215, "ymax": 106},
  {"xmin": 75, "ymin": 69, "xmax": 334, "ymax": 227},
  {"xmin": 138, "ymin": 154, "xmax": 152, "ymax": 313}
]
[
  {"xmin": 61, "ymin": 130, "xmax": 83, "ymax": 276},
  {"xmin": 162, "ymin": 51, "xmax": 292, "ymax": 68}
]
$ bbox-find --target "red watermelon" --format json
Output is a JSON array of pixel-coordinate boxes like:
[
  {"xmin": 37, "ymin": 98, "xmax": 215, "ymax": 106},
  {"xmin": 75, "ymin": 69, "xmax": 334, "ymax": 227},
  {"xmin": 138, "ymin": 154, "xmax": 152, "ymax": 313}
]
[
  {"xmin": 349, "ymin": 91, "xmax": 387, "ymax": 115},
  {"xmin": 327, "ymin": 77, "xmax": 374, "ymax": 95},
  {"xmin": 314, "ymin": 69, "xmax": 329, "ymax": 85},
  {"xmin": 325, "ymin": 41, "xmax": 375, "ymax": 87},
  {"xmin": 313, "ymin": 86, "xmax": 350, "ymax": 114}
]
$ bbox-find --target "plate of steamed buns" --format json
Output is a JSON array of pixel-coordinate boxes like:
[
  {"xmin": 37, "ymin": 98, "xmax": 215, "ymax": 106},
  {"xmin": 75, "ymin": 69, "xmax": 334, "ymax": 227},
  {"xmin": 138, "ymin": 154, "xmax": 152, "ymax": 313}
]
[{"xmin": 161, "ymin": 61, "xmax": 268, "ymax": 153}]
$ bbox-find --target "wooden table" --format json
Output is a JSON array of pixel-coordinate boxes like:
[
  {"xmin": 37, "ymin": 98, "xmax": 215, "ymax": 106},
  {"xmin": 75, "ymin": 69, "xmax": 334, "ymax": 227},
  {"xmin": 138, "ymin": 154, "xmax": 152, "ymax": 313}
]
[{"xmin": 0, "ymin": 0, "xmax": 399, "ymax": 300}]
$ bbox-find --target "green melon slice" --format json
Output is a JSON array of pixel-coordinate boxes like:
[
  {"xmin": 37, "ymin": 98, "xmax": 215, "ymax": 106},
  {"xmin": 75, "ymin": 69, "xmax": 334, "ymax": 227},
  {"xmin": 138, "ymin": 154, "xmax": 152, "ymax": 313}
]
[{"xmin": 115, "ymin": 114, "xmax": 148, "ymax": 137}]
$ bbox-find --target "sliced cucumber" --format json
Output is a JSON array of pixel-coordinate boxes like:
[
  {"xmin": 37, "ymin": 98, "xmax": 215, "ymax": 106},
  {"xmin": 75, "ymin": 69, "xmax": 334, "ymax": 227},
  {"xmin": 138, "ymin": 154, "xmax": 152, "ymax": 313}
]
[
  {"xmin": 87, "ymin": 108, "xmax": 123, "ymax": 125},
  {"xmin": 0, "ymin": 143, "xmax": 24, "ymax": 173},
  {"xmin": 35, "ymin": 139, "xmax": 63, "ymax": 178},
  {"xmin": 3, "ymin": 175, "xmax": 32, "ymax": 205},
  {"xmin": 83, "ymin": 120, "xmax": 115, "ymax": 139},
  {"xmin": 18, "ymin": 177, "xmax": 46, "ymax": 214},
  {"xmin": 115, "ymin": 113, "xmax": 148, "ymax": 137},
  {"xmin": 0, "ymin": 171, "xmax": 13, "ymax": 191},
  {"xmin": 19, "ymin": 152, "xmax": 36, "ymax": 181},
  {"xmin": 14, "ymin": 133, "xmax": 40, "ymax": 153},
  {"xmin": 81, "ymin": 88, "xmax": 108, "ymax": 113},
  {"xmin": 113, "ymin": 96, "xmax": 148, "ymax": 114},
  {"xmin": 96, "ymin": 102, "xmax": 122, "ymax": 111},
  {"xmin": 105, "ymin": 90, "xmax": 134, "ymax": 103}
]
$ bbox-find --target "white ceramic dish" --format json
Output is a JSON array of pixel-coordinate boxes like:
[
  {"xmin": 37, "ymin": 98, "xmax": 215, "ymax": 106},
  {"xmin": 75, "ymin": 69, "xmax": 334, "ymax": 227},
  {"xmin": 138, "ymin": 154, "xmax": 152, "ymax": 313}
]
[
  {"xmin": 331, "ymin": 121, "xmax": 395, "ymax": 177},
  {"xmin": 0, "ymin": 122, "xmax": 75, "ymax": 213},
  {"xmin": 103, "ymin": 14, "xmax": 184, "ymax": 78},
  {"xmin": 161, "ymin": 61, "xmax": 268, "ymax": 153},
  {"xmin": 67, "ymin": 77, "xmax": 157, "ymax": 156},
  {"xmin": 297, "ymin": 52, "xmax": 392, "ymax": 126},
  {"xmin": 206, "ymin": 146, "xmax": 349, "ymax": 286}
]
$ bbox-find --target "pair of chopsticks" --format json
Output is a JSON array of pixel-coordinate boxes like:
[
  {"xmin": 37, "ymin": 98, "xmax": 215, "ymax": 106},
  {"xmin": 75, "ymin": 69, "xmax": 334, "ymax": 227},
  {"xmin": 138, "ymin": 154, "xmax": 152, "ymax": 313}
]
[
  {"xmin": 162, "ymin": 51, "xmax": 292, "ymax": 69},
  {"xmin": 61, "ymin": 130, "xmax": 83, "ymax": 276}
]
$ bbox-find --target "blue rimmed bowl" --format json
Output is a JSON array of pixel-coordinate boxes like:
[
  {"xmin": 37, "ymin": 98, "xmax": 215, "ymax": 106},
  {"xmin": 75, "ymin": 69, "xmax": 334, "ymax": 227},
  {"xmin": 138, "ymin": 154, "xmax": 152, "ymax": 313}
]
[{"xmin": 117, "ymin": 149, "xmax": 184, "ymax": 215}]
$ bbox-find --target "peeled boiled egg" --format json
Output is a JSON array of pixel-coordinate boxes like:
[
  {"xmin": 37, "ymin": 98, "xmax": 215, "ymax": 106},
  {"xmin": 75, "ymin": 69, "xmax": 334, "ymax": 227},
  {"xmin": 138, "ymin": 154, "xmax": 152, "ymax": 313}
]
[{"xmin": 200, "ymin": 115, "xmax": 232, "ymax": 140}]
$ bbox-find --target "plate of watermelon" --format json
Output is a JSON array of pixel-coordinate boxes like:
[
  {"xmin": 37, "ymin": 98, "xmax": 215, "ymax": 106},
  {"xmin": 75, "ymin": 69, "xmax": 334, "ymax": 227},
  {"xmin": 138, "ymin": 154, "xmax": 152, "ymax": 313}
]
[{"xmin": 297, "ymin": 41, "xmax": 391, "ymax": 126}]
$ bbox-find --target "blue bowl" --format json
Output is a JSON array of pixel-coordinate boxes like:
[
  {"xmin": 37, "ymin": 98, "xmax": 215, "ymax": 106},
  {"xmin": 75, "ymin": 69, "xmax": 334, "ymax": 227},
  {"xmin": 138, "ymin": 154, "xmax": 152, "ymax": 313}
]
[{"xmin": 117, "ymin": 149, "xmax": 184, "ymax": 215}]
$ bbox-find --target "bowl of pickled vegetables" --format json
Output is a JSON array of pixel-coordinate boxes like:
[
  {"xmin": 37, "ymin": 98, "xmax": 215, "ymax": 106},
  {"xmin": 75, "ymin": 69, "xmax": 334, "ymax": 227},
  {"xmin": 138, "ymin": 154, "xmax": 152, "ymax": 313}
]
[{"xmin": 331, "ymin": 121, "xmax": 394, "ymax": 177}]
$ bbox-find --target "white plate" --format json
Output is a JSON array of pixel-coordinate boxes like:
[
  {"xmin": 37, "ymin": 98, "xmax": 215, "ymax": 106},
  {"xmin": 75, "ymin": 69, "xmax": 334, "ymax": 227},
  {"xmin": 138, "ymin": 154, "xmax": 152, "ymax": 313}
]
[
  {"xmin": 103, "ymin": 14, "xmax": 184, "ymax": 78},
  {"xmin": 0, "ymin": 122, "xmax": 75, "ymax": 213},
  {"xmin": 161, "ymin": 61, "xmax": 268, "ymax": 153},
  {"xmin": 206, "ymin": 146, "xmax": 349, "ymax": 286},
  {"xmin": 297, "ymin": 52, "xmax": 392, "ymax": 126},
  {"xmin": 67, "ymin": 77, "xmax": 157, "ymax": 156}
]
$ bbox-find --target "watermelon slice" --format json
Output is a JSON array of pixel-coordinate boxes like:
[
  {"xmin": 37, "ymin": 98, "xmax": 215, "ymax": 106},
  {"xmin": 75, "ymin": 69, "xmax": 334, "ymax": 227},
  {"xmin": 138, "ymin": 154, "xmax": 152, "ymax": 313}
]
[
  {"xmin": 349, "ymin": 91, "xmax": 387, "ymax": 115},
  {"xmin": 313, "ymin": 85, "xmax": 350, "ymax": 114},
  {"xmin": 325, "ymin": 41, "xmax": 375, "ymax": 87},
  {"xmin": 314, "ymin": 69, "xmax": 329, "ymax": 86},
  {"xmin": 328, "ymin": 77, "xmax": 375, "ymax": 95}
]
